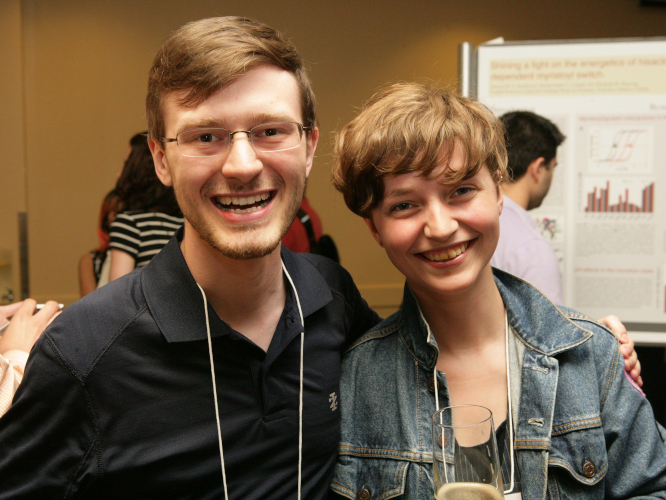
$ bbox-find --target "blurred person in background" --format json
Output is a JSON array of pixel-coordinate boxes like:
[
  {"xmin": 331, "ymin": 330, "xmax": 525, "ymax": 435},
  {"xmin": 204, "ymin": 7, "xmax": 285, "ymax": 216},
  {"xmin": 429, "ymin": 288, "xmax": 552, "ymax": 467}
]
[
  {"xmin": 78, "ymin": 132, "xmax": 183, "ymax": 295},
  {"xmin": 107, "ymin": 132, "xmax": 183, "ymax": 281}
]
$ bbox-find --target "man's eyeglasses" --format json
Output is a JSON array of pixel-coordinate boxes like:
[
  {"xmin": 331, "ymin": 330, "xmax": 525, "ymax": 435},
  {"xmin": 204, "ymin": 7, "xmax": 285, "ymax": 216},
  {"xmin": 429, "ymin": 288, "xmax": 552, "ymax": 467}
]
[{"xmin": 163, "ymin": 122, "xmax": 311, "ymax": 158}]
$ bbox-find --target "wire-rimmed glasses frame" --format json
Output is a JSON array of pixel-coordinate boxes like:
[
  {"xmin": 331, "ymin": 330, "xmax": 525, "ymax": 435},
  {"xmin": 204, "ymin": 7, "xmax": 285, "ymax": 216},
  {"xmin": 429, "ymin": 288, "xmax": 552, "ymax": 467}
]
[{"xmin": 162, "ymin": 122, "xmax": 312, "ymax": 158}]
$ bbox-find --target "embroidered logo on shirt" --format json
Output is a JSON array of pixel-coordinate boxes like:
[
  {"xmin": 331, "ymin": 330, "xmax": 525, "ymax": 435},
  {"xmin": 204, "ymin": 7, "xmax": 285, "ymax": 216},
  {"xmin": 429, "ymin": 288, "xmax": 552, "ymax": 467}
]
[{"xmin": 329, "ymin": 392, "xmax": 338, "ymax": 412}]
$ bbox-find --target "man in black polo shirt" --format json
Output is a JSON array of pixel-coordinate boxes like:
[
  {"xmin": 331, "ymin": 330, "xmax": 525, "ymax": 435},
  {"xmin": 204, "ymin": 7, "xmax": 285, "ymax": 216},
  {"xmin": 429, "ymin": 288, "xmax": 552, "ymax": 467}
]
[{"xmin": 0, "ymin": 17, "xmax": 379, "ymax": 499}]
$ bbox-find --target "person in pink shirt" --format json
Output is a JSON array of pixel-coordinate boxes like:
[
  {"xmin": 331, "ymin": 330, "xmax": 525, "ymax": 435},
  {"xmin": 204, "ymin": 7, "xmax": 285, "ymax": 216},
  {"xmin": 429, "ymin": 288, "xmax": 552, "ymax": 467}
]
[{"xmin": 0, "ymin": 300, "xmax": 60, "ymax": 415}]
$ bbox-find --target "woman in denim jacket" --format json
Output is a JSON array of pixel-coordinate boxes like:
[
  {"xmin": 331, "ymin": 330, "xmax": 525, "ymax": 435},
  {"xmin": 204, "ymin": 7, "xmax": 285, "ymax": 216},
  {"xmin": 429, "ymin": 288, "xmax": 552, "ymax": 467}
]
[{"xmin": 330, "ymin": 82, "xmax": 666, "ymax": 499}]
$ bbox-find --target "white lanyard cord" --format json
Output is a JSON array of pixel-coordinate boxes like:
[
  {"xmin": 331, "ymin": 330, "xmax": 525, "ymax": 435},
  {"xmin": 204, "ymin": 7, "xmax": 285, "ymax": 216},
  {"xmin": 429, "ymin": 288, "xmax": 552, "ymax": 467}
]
[
  {"xmin": 504, "ymin": 311, "xmax": 515, "ymax": 495},
  {"xmin": 197, "ymin": 259, "xmax": 304, "ymax": 500},
  {"xmin": 197, "ymin": 284, "xmax": 229, "ymax": 500},
  {"xmin": 432, "ymin": 310, "xmax": 514, "ymax": 493},
  {"xmin": 281, "ymin": 260, "xmax": 305, "ymax": 500}
]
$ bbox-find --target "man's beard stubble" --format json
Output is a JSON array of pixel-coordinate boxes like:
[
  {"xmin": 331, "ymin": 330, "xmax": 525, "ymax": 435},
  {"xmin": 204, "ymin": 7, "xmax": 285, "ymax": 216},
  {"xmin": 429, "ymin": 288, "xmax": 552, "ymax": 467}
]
[{"xmin": 175, "ymin": 176, "xmax": 307, "ymax": 261}]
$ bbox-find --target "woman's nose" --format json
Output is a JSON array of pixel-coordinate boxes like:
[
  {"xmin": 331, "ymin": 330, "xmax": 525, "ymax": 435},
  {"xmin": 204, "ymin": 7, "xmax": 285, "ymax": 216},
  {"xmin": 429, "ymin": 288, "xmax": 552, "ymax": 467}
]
[{"xmin": 423, "ymin": 206, "xmax": 458, "ymax": 240}]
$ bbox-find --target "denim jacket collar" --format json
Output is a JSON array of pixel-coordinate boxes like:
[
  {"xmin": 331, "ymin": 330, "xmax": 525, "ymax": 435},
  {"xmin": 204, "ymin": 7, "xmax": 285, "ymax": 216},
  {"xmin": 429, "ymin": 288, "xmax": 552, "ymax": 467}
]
[
  {"xmin": 397, "ymin": 268, "xmax": 593, "ymax": 367},
  {"xmin": 495, "ymin": 269, "xmax": 593, "ymax": 355}
]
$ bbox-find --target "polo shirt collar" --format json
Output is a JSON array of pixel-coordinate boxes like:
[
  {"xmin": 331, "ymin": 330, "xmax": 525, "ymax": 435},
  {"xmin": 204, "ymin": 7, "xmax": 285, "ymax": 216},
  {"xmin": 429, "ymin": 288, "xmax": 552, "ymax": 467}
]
[{"xmin": 142, "ymin": 227, "xmax": 333, "ymax": 343}]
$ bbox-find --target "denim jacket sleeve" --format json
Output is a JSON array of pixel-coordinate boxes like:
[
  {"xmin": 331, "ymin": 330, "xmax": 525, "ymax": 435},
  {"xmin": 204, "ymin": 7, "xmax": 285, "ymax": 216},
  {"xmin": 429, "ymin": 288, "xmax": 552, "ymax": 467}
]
[{"xmin": 589, "ymin": 319, "xmax": 666, "ymax": 499}]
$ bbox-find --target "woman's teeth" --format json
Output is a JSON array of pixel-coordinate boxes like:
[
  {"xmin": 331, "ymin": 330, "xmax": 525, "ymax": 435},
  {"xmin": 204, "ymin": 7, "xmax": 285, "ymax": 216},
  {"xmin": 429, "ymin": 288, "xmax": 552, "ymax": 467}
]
[
  {"xmin": 423, "ymin": 242, "xmax": 469, "ymax": 262},
  {"xmin": 215, "ymin": 192, "xmax": 272, "ymax": 213}
]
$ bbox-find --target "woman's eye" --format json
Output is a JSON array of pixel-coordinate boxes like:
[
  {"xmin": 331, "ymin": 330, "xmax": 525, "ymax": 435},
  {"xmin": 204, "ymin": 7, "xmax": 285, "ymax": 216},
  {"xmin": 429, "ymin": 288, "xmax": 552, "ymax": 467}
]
[
  {"xmin": 453, "ymin": 187, "xmax": 474, "ymax": 197},
  {"xmin": 391, "ymin": 202, "xmax": 412, "ymax": 212}
]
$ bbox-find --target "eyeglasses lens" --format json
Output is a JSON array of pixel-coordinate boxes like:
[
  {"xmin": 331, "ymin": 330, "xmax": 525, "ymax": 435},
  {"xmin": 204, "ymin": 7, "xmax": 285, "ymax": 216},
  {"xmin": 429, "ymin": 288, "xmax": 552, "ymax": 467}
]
[{"xmin": 177, "ymin": 122, "xmax": 303, "ymax": 157}]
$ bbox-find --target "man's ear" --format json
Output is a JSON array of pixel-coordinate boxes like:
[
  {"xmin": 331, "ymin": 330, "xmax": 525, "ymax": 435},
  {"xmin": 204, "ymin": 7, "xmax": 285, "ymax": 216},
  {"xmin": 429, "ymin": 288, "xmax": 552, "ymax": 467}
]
[
  {"xmin": 149, "ymin": 138, "xmax": 173, "ymax": 187},
  {"xmin": 364, "ymin": 217, "xmax": 383, "ymax": 247},
  {"xmin": 304, "ymin": 127, "xmax": 319, "ymax": 178},
  {"xmin": 527, "ymin": 157, "xmax": 547, "ymax": 183}
]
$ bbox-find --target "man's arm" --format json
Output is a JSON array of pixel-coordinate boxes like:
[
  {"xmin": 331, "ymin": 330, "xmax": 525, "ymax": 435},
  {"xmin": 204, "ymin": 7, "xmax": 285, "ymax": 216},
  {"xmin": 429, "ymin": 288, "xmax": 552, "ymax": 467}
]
[{"xmin": 597, "ymin": 315, "xmax": 642, "ymax": 386}]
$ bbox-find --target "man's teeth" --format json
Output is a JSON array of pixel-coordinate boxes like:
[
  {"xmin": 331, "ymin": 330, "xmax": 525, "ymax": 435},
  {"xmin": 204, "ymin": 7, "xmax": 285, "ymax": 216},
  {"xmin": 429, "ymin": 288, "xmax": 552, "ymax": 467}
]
[
  {"xmin": 423, "ymin": 242, "xmax": 469, "ymax": 262},
  {"xmin": 215, "ymin": 193, "xmax": 271, "ymax": 213}
]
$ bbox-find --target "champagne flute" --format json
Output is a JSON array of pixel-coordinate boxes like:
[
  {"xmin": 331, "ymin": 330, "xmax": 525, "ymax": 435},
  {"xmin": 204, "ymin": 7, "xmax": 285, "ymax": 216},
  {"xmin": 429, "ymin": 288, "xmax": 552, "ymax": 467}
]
[{"xmin": 431, "ymin": 405, "xmax": 504, "ymax": 500}]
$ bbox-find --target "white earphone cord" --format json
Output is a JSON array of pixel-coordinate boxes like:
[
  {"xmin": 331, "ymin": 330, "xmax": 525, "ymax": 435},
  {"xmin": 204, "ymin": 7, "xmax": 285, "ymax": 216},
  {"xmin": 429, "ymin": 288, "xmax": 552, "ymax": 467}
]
[{"xmin": 197, "ymin": 259, "xmax": 304, "ymax": 500}]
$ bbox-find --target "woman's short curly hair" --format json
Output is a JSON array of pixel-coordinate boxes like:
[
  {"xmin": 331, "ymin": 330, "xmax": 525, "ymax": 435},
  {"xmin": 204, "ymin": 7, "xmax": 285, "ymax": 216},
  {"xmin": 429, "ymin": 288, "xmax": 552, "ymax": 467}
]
[{"xmin": 332, "ymin": 82, "xmax": 507, "ymax": 218}]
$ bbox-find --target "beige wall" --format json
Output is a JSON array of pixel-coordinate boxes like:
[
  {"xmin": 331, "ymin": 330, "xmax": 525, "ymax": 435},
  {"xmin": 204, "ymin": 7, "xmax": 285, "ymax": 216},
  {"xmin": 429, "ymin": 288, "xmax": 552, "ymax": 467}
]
[
  {"xmin": 5, "ymin": 0, "xmax": 666, "ymax": 314},
  {"xmin": 0, "ymin": 0, "xmax": 26, "ymax": 303}
]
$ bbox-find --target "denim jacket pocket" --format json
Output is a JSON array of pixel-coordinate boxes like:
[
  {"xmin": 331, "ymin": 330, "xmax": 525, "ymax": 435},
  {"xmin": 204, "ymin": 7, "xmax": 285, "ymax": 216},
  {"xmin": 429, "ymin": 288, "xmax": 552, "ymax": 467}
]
[
  {"xmin": 331, "ymin": 454, "xmax": 409, "ymax": 500},
  {"xmin": 547, "ymin": 418, "xmax": 607, "ymax": 498}
]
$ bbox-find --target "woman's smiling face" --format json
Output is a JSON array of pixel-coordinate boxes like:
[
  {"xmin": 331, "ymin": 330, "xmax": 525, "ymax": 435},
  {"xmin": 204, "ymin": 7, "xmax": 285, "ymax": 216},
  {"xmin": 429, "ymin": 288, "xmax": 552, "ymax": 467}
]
[{"xmin": 366, "ymin": 143, "xmax": 503, "ymax": 301}]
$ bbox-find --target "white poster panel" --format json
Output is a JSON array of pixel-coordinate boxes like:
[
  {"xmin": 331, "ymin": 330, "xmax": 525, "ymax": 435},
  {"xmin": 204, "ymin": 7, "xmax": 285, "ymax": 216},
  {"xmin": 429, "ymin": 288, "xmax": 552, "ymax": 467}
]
[{"xmin": 475, "ymin": 39, "xmax": 666, "ymax": 343}]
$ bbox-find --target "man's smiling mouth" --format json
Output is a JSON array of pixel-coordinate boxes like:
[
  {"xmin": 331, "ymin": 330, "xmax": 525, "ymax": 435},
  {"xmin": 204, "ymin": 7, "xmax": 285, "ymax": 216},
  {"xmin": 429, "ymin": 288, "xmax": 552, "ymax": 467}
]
[
  {"xmin": 213, "ymin": 192, "xmax": 273, "ymax": 213},
  {"xmin": 421, "ymin": 242, "xmax": 469, "ymax": 262}
]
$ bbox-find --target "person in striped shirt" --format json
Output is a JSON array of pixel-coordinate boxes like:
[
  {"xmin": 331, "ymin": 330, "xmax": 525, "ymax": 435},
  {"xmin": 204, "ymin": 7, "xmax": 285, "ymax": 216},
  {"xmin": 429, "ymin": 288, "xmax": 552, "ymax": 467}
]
[{"xmin": 107, "ymin": 133, "xmax": 183, "ymax": 281}]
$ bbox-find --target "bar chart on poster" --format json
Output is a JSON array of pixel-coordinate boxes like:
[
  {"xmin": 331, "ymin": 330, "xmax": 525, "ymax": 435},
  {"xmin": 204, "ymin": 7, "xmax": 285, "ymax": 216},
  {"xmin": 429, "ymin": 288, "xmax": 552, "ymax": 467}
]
[{"xmin": 468, "ymin": 38, "xmax": 666, "ymax": 343}]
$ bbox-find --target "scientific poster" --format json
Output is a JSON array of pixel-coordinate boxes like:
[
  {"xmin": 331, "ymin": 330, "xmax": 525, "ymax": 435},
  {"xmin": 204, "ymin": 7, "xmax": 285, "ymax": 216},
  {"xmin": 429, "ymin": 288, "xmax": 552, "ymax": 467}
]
[{"xmin": 475, "ymin": 39, "xmax": 666, "ymax": 342}]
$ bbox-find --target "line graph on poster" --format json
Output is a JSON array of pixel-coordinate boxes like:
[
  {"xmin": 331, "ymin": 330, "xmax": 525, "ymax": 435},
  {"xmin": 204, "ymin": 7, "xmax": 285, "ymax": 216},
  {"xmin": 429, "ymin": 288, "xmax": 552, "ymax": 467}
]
[{"xmin": 588, "ymin": 126, "xmax": 653, "ymax": 174}]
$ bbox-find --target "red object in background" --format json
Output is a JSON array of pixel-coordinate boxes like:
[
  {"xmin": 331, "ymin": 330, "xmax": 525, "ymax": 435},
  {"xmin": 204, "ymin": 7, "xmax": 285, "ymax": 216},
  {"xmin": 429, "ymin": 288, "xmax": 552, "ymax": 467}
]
[{"xmin": 282, "ymin": 197, "xmax": 323, "ymax": 253}]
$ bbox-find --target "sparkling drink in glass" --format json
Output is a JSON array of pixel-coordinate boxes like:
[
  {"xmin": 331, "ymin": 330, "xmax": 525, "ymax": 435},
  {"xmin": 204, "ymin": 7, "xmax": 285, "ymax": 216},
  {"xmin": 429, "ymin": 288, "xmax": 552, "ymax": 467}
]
[{"xmin": 432, "ymin": 405, "xmax": 504, "ymax": 500}]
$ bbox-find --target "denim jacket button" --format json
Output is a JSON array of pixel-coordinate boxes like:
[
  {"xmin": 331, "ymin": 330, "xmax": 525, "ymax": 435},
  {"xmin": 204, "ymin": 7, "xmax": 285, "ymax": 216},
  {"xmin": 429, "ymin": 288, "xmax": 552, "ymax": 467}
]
[
  {"xmin": 428, "ymin": 377, "xmax": 436, "ymax": 393},
  {"xmin": 437, "ymin": 432, "xmax": 447, "ymax": 447},
  {"xmin": 582, "ymin": 460, "xmax": 596, "ymax": 478},
  {"xmin": 356, "ymin": 487, "xmax": 371, "ymax": 500}
]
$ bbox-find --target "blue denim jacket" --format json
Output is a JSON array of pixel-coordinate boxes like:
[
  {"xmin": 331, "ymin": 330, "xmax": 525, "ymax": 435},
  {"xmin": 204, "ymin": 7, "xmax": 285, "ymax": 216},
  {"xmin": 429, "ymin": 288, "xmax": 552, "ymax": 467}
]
[{"xmin": 331, "ymin": 270, "xmax": 666, "ymax": 499}]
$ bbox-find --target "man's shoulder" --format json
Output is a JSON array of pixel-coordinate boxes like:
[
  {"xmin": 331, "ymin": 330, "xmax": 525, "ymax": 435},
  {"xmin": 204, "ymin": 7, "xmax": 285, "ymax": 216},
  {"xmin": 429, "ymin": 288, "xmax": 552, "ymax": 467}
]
[
  {"xmin": 42, "ymin": 269, "xmax": 150, "ymax": 374},
  {"xmin": 291, "ymin": 251, "xmax": 357, "ymax": 297},
  {"xmin": 499, "ymin": 202, "xmax": 539, "ymax": 239}
]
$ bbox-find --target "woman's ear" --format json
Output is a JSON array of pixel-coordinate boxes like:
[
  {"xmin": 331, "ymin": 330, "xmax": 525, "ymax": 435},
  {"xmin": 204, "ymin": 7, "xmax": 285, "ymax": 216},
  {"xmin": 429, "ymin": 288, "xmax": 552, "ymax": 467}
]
[
  {"xmin": 364, "ymin": 217, "xmax": 383, "ymax": 247},
  {"xmin": 497, "ymin": 186, "xmax": 504, "ymax": 215}
]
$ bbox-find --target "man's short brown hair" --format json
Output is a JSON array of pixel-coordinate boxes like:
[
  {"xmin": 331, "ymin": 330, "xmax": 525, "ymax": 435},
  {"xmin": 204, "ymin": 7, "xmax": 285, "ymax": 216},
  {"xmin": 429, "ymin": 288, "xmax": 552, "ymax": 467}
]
[
  {"xmin": 147, "ymin": 16, "xmax": 316, "ymax": 143},
  {"xmin": 332, "ymin": 82, "xmax": 507, "ymax": 218}
]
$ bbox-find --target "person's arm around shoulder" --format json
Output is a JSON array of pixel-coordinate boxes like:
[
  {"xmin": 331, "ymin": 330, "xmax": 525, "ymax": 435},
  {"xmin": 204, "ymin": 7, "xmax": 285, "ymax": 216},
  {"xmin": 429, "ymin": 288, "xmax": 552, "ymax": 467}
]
[
  {"xmin": 597, "ymin": 315, "xmax": 642, "ymax": 386},
  {"xmin": 591, "ymin": 323, "xmax": 666, "ymax": 498}
]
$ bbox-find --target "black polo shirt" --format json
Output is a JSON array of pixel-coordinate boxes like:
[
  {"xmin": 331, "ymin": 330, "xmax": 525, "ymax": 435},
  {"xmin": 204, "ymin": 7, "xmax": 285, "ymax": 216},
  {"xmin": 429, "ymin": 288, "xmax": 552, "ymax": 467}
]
[{"xmin": 0, "ymin": 229, "xmax": 380, "ymax": 499}]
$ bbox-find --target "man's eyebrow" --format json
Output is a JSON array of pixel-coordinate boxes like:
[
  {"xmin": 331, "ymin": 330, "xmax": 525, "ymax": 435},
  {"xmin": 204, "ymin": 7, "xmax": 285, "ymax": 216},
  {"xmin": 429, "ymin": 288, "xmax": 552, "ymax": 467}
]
[
  {"xmin": 247, "ymin": 112, "xmax": 300, "ymax": 125},
  {"xmin": 177, "ymin": 117, "xmax": 225, "ymax": 133}
]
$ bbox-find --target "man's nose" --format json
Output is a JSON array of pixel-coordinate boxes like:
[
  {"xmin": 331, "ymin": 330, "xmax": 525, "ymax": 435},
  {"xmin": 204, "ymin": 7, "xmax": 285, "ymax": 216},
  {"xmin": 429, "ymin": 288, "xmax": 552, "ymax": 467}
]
[
  {"xmin": 423, "ymin": 205, "xmax": 458, "ymax": 240},
  {"xmin": 220, "ymin": 133, "xmax": 263, "ymax": 183}
]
